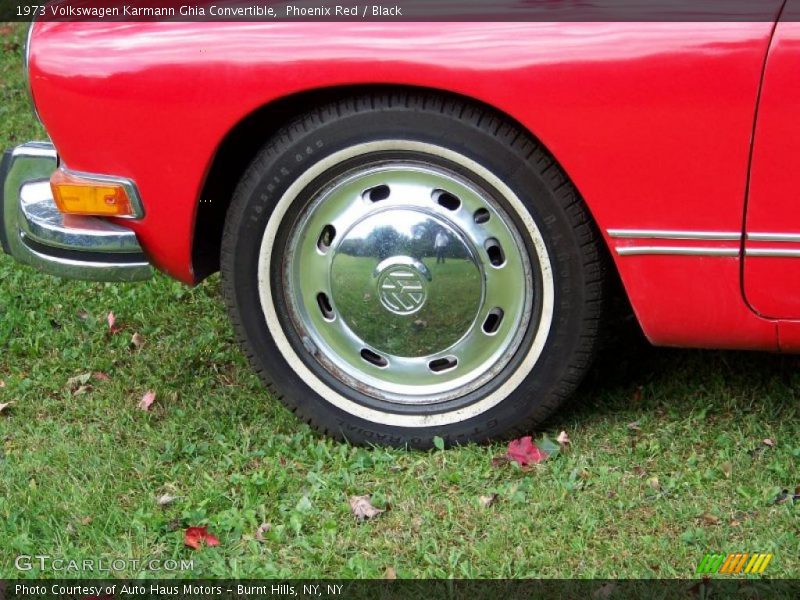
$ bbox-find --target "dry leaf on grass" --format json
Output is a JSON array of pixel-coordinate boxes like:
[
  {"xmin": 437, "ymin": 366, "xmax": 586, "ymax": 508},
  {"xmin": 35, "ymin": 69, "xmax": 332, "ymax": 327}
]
[
  {"xmin": 700, "ymin": 512, "xmax": 719, "ymax": 525},
  {"xmin": 0, "ymin": 380, "xmax": 5, "ymax": 388},
  {"xmin": 479, "ymin": 494, "xmax": 498, "ymax": 508},
  {"xmin": 66, "ymin": 372, "xmax": 92, "ymax": 392},
  {"xmin": 773, "ymin": 489, "xmax": 790, "ymax": 505},
  {"xmin": 384, "ymin": 567, "xmax": 397, "ymax": 580},
  {"xmin": 184, "ymin": 526, "xmax": 220, "ymax": 549},
  {"xmin": 131, "ymin": 332, "xmax": 144, "ymax": 349},
  {"xmin": 556, "ymin": 430, "xmax": 570, "ymax": 448},
  {"xmin": 349, "ymin": 495, "xmax": 385, "ymax": 521},
  {"xmin": 156, "ymin": 494, "xmax": 178, "ymax": 506},
  {"xmin": 647, "ymin": 476, "xmax": 661, "ymax": 490},
  {"xmin": 0, "ymin": 402, "xmax": 13, "ymax": 415},
  {"xmin": 254, "ymin": 523, "xmax": 271, "ymax": 542},
  {"xmin": 79, "ymin": 516, "xmax": 93, "ymax": 525},
  {"xmin": 491, "ymin": 455, "xmax": 511, "ymax": 467},
  {"xmin": 93, "ymin": 372, "xmax": 110, "ymax": 381},
  {"xmin": 138, "ymin": 391, "xmax": 156, "ymax": 411},
  {"xmin": 763, "ymin": 438, "xmax": 776, "ymax": 447}
]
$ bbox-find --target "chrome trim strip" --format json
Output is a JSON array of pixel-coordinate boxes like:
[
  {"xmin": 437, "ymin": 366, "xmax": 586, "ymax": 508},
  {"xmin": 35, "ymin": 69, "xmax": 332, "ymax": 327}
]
[
  {"xmin": 609, "ymin": 228, "xmax": 800, "ymax": 258},
  {"xmin": 22, "ymin": 243, "xmax": 151, "ymax": 270},
  {"xmin": 616, "ymin": 246, "xmax": 739, "ymax": 257},
  {"xmin": 12, "ymin": 142, "xmax": 54, "ymax": 159},
  {"xmin": 747, "ymin": 232, "xmax": 800, "ymax": 242},
  {"xmin": 745, "ymin": 248, "xmax": 800, "ymax": 258},
  {"xmin": 607, "ymin": 229, "xmax": 740, "ymax": 241}
]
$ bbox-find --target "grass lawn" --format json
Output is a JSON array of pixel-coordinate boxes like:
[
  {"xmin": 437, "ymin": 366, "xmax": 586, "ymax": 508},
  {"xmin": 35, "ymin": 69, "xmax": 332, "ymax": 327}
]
[{"xmin": 1, "ymin": 22, "xmax": 798, "ymax": 579}]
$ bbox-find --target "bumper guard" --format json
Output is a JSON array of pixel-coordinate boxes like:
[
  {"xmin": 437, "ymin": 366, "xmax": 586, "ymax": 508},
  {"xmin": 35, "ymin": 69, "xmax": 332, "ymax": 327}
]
[{"xmin": 0, "ymin": 142, "xmax": 152, "ymax": 281}]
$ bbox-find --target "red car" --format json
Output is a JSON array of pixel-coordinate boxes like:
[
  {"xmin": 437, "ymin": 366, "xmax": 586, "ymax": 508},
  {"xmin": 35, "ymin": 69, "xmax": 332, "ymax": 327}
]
[{"xmin": 3, "ymin": 13, "xmax": 799, "ymax": 447}]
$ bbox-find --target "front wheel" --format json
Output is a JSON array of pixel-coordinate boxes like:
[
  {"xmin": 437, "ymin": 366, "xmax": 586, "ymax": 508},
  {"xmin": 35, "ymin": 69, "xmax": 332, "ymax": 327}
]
[{"xmin": 221, "ymin": 93, "xmax": 605, "ymax": 447}]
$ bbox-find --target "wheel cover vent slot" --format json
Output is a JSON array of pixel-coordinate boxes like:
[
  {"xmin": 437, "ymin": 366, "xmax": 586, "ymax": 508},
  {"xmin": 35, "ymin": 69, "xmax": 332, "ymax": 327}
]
[
  {"xmin": 316, "ymin": 292, "xmax": 335, "ymax": 321},
  {"xmin": 433, "ymin": 189, "xmax": 461, "ymax": 211},
  {"xmin": 364, "ymin": 184, "xmax": 391, "ymax": 202},
  {"xmin": 484, "ymin": 238, "xmax": 506, "ymax": 267},
  {"xmin": 473, "ymin": 208, "xmax": 490, "ymax": 224},
  {"xmin": 317, "ymin": 225, "xmax": 336, "ymax": 252},
  {"xmin": 482, "ymin": 308, "xmax": 504, "ymax": 334},
  {"xmin": 360, "ymin": 348, "xmax": 389, "ymax": 368},
  {"xmin": 429, "ymin": 356, "xmax": 458, "ymax": 373}
]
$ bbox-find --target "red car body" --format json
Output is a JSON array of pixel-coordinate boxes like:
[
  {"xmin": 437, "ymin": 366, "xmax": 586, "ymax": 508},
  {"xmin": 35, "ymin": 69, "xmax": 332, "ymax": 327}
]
[{"xmin": 19, "ymin": 10, "xmax": 800, "ymax": 352}]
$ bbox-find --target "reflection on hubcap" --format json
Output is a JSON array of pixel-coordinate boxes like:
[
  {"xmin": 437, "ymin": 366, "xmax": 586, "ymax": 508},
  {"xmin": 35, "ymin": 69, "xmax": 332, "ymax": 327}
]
[
  {"xmin": 284, "ymin": 159, "xmax": 535, "ymax": 405},
  {"xmin": 330, "ymin": 209, "xmax": 483, "ymax": 357}
]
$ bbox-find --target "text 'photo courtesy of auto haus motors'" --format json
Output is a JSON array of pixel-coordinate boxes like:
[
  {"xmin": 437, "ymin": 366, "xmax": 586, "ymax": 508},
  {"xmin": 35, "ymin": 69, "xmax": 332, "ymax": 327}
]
[
  {"xmin": 13, "ymin": 583, "xmax": 344, "ymax": 597},
  {"xmin": 3, "ymin": 8, "xmax": 800, "ymax": 447}
]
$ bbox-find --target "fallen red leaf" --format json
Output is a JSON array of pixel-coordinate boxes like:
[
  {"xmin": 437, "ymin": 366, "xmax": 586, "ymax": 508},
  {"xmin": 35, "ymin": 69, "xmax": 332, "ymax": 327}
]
[
  {"xmin": 254, "ymin": 522, "xmax": 271, "ymax": 542},
  {"xmin": 184, "ymin": 526, "xmax": 220, "ymax": 549},
  {"xmin": 138, "ymin": 391, "xmax": 156, "ymax": 411},
  {"xmin": 506, "ymin": 436, "xmax": 549, "ymax": 466},
  {"xmin": 107, "ymin": 311, "xmax": 121, "ymax": 334}
]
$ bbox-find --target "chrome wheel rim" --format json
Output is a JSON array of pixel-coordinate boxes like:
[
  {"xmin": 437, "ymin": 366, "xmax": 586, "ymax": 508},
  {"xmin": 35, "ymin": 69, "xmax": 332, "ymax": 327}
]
[{"xmin": 281, "ymin": 158, "xmax": 537, "ymax": 406}]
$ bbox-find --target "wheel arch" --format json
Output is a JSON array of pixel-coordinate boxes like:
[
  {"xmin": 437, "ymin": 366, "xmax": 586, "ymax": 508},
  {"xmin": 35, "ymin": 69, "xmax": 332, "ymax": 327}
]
[{"xmin": 193, "ymin": 85, "xmax": 614, "ymax": 278}]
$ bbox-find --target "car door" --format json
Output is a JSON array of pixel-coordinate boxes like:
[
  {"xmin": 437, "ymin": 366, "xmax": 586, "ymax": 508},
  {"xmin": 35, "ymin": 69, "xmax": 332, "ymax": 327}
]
[{"xmin": 744, "ymin": 6, "xmax": 800, "ymax": 318}]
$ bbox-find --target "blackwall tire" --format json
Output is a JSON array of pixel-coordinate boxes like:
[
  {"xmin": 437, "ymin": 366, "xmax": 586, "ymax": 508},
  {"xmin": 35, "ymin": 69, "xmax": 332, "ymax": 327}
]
[{"xmin": 221, "ymin": 93, "xmax": 606, "ymax": 448}]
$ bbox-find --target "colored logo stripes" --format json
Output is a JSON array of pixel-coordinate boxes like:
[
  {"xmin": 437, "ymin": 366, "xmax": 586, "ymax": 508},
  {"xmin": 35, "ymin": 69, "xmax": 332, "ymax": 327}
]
[{"xmin": 696, "ymin": 553, "xmax": 773, "ymax": 574}]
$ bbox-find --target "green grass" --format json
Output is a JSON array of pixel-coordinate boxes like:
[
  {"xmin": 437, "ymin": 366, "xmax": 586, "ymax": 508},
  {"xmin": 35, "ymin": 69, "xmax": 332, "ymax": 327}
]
[{"xmin": 1, "ymin": 22, "xmax": 798, "ymax": 579}]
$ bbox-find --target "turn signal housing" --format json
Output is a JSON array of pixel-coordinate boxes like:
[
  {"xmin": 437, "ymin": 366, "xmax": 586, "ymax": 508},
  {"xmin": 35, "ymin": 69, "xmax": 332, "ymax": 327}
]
[{"xmin": 51, "ymin": 169, "xmax": 137, "ymax": 217}]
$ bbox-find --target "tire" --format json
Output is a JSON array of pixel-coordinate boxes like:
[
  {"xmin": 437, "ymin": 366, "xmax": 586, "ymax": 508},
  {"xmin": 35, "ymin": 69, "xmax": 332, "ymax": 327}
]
[{"xmin": 221, "ymin": 92, "xmax": 605, "ymax": 448}]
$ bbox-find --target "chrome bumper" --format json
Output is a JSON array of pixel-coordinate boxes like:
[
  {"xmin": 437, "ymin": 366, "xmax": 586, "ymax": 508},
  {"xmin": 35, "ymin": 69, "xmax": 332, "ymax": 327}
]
[{"xmin": 0, "ymin": 142, "xmax": 152, "ymax": 281}]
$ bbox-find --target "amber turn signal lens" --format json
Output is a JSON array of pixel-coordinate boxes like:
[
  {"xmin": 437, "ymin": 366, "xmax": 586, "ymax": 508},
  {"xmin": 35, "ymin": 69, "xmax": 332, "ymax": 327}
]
[{"xmin": 50, "ymin": 169, "xmax": 134, "ymax": 217}]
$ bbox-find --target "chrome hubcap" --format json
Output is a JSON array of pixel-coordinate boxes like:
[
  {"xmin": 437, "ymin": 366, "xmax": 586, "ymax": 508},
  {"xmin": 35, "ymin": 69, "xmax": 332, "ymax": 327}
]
[
  {"xmin": 284, "ymin": 160, "xmax": 535, "ymax": 405},
  {"xmin": 330, "ymin": 209, "xmax": 483, "ymax": 357}
]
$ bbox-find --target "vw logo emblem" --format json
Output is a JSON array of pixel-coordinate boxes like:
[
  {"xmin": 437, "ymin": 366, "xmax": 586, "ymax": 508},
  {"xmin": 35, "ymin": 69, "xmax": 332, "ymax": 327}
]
[{"xmin": 377, "ymin": 264, "xmax": 428, "ymax": 315}]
